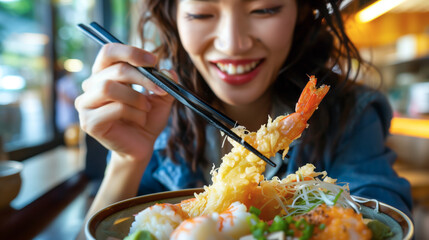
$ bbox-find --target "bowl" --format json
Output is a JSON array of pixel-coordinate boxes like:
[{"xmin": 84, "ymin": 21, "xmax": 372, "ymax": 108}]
[
  {"xmin": 85, "ymin": 188, "xmax": 414, "ymax": 240},
  {"xmin": 0, "ymin": 160, "xmax": 23, "ymax": 209}
]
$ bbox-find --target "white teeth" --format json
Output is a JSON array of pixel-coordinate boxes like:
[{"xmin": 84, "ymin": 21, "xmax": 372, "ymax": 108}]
[
  {"xmin": 228, "ymin": 64, "xmax": 236, "ymax": 74},
  {"xmin": 237, "ymin": 65, "xmax": 244, "ymax": 74},
  {"xmin": 215, "ymin": 60, "xmax": 260, "ymax": 75}
]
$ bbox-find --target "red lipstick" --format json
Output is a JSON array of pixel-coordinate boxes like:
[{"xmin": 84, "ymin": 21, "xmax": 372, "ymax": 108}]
[{"xmin": 211, "ymin": 59, "xmax": 264, "ymax": 86}]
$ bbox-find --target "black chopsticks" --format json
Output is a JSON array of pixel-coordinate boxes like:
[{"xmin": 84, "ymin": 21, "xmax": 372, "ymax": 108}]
[{"xmin": 77, "ymin": 22, "xmax": 276, "ymax": 167}]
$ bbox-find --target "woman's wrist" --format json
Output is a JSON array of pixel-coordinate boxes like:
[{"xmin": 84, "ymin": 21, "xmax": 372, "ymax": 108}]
[
  {"xmin": 85, "ymin": 151, "xmax": 151, "ymax": 218},
  {"xmin": 106, "ymin": 151, "xmax": 151, "ymax": 188},
  {"xmin": 110, "ymin": 150, "xmax": 151, "ymax": 167}
]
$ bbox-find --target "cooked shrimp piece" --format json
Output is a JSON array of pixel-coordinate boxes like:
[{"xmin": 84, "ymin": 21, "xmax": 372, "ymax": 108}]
[
  {"xmin": 129, "ymin": 203, "xmax": 187, "ymax": 240},
  {"xmin": 216, "ymin": 202, "xmax": 251, "ymax": 239},
  {"xmin": 171, "ymin": 201, "xmax": 251, "ymax": 240},
  {"xmin": 170, "ymin": 215, "xmax": 227, "ymax": 240},
  {"xmin": 181, "ymin": 76, "xmax": 329, "ymax": 218}
]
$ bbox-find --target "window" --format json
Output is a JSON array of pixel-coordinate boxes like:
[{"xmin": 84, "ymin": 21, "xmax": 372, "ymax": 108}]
[
  {"xmin": 0, "ymin": 0, "xmax": 55, "ymax": 154},
  {"xmin": 0, "ymin": 0, "xmax": 100, "ymax": 160},
  {"xmin": 0, "ymin": 0, "xmax": 133, "ymax": 160}
]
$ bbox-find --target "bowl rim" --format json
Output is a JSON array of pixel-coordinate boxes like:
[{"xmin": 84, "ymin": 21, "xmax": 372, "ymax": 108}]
[
  {"xmin": 0, "ymin": 160, "xmax": 23, "ymax": 177},
  {"xmin": 85, "ymin": 188, "xmax": 203, "ymax": 240},
  {"xmin": 85, "ymin": 188, "xmax": 414, "ymax": 240},
  {"xmin": 353, "ymin": 196, "xmax": 414, "ymax": 240}
]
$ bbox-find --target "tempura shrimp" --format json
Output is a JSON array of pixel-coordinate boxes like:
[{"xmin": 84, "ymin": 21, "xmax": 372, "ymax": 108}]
[{"xmin": 180, "ymin": 76, "xmax": 330, "ymax": 218}]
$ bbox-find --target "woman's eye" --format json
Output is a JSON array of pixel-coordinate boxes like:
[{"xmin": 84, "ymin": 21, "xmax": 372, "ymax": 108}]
[
  {"xmin": 185, "ymin": 13, "xmax": 213, "ymax": 20},
  {"xmin": 251, "ymin": 6, "xmax": 283, "ymax": 15}
]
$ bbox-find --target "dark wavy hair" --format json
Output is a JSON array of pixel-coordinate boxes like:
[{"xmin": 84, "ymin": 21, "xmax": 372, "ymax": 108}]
[{"xmin": 137, "ymin": 0, "xmax": 367, "ymax": 170}]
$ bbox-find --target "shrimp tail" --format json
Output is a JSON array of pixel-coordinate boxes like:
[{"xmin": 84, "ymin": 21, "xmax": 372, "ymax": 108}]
[
  {"xmin": 296, "ymin": 75, "xmax": 330, "ymax": 120},
  {"xmin": 280, "ymin": 75, "xmax": 329, "ymax": 140}
]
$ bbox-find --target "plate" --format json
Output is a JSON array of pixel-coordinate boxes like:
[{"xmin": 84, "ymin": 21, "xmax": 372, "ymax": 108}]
[{"xmin": 85, "ymin": 188, "xmax": 413, "ymax": 240}]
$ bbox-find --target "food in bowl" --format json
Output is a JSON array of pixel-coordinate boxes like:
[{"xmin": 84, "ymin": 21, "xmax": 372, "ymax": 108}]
[
  {"xmin": 126, "ymin": 165, "xmax": 396, "ymax": 240},
  {"xmin": 122, "ymin": 77, "xmax": 399, "ymax": 239}
]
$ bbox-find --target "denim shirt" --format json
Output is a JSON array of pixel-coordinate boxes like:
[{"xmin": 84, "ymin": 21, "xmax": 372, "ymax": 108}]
[{"xmin": 135, "ymin": 87, "xmax": 413, "ymax": 218}]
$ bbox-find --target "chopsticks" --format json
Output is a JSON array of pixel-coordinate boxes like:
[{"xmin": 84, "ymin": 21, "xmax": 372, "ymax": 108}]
[{"xmin": 77, "ymin": 22, "xmax": 276, "ymax": 167}]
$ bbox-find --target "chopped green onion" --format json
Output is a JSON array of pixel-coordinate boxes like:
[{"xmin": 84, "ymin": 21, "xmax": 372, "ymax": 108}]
[
  {"xmin": 319, "ymin": 223, "xmax": 326, "ymax": 230},
  {"xmin": 249, "ymin": 206, "xmax": 261, "ymax": 217},
  {"xmin": 305, "ymin": 200, "xmax": 324, "ymax": 212},
  {"xmin": 252, "ymin": 227, "xmax": 266, "ymax": 239},
  {"xmin": 124, "ymin": 230, "xmax": 155, "ymax": 240},
  {"xmin": 246, "ymin": 214, "xmax": 260, "ymax": 226},
  {"xmin": 285, "ymin": 216, "xmax": 294, "ymax": 224},
  {"xmin": 268, "ymin": 215, "xmax": 288, "ymax": 232},
  {"xmin": 332, "ymin": 189, "xmax": 343, "ymax": 205},
  {"xmin": 251, "ymin": 221, "xmax": 268, "ymax": 240},
  {"xmin": 247, "ymin": 211, "xmax": 269, "ymax": 240},
  {"xmin": 295, "ymin": 218, "xmax": 307, "ymax": 230},
  {"xmin": 286, "ymin": 229, "xmax": 295, "ymax": 236},
  {"xmin": 299, "ymin": 224, "xmax": 314, "ymax": 240}
]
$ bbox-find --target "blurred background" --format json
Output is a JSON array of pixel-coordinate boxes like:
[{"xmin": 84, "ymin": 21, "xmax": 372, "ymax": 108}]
[{"xmin": 0, "ymin": 0, "xmax": 428, "ymax": 239}]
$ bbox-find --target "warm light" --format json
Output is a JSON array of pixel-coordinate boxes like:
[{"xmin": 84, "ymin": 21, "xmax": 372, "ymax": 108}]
[
  {"xmin": 356, "ymin": 0, "xmax": 406, "ymax": 23},
  {"xmin": 0, "ymin": 75, "xmax": 26, "ymax": 90},
  {"xmin": 64, "ymin": 59, "xmax": 83, "ymax": 73},
  {"xmin": 390, "ymin": 117, "xmax": 429, "ymax": 139}
]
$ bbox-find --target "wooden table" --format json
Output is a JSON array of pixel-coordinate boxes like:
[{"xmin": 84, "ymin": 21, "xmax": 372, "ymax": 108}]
[{"xmin": 0, "ymin": 147, "xmax": 90, "ymax": 240}]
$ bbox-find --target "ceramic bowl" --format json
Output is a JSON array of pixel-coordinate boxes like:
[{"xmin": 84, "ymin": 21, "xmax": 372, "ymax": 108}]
[
  {"xmin": 86, "ymin": 188, "xmax": 414, "ymax": 240},
  {"xmin": 0, "ymin": 160, "xmax": 23, "ymax": 209}
]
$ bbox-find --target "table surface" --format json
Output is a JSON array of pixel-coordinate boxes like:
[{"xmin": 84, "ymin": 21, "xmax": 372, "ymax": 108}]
[{"xmin": 0, "ymin": 146, "xmax": 90, "ymax": 240}]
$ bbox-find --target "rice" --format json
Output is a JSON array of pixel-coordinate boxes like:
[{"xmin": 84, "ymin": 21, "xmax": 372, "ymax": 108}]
[{"xmin": 129, "ymin": 203, "xmax": 186, "ymax": 240}]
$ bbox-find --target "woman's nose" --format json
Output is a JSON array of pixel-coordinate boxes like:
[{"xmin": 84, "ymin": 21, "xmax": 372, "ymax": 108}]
[{"xmin": 214, "ymin": 15, "xmax": 253, "ymax": 55}]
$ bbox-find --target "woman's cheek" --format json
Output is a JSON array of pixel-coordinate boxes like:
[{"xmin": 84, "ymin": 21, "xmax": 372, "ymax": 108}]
[
  {"xmin": 177, "ymin": 22, "xmax": 213, "ymax": 55},
  {"xmin": 256, "ymin": 18, "xmax": 296, "ymax": 52}
]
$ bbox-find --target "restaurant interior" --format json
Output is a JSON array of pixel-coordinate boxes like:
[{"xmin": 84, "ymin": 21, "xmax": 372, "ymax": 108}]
[{"xmin": 0, "ymin": 0, "xmax": 428, "ymax": 239}]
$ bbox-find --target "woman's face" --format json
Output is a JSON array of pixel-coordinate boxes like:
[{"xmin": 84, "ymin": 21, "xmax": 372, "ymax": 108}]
[{"xmin": 177, "ymin": 0, "xmax": 297, "ymax": 107}]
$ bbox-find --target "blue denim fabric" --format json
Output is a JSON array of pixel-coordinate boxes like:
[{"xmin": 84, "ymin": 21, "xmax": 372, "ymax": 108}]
[
  {"xmin": 136, "ymin": 128, "xmax": 206, "ymax": 195},
  {"xmin": 129, "ymin": 87, "xmax": 412, "ymax": 218}
]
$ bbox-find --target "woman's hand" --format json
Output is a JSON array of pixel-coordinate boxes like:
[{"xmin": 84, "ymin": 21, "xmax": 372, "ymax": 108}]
[{"xmin": 75, "ymin": 43, "xmax": 176, "ymax": 163}]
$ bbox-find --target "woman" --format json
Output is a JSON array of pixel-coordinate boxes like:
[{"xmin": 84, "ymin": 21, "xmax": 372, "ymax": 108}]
[{"xmin": 75, "ymin": 0, "xmax": 412, "ymax": 222}]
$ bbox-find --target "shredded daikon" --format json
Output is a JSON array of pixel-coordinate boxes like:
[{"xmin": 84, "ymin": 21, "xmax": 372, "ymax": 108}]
[{"xmin": 264, "ymin": 177, "xmax": 361, "ymax": 217}]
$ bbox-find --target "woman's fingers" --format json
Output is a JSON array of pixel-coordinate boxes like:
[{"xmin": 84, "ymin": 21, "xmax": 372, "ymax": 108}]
[
  {"xmin": 74, "ymin": 44, "xmax": 182, "ymax": 159},
  {"xmin": 84, "ymin": 62, "xmax": 166, "ymax": 95},
  {"xmin": 79, "ymin": 101, "xmax": 148, "ymax": 137},
  {"xmin": 92, "ymin": 43, "xmax": 156, "ymax": 74},
  {"xmin": 76, "ymin": 79, "xmax": 151, "ymax": 111}
]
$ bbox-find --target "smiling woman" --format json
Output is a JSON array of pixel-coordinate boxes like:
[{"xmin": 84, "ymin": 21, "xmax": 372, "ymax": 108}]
[{"xmin": 76, "ymin": 1, "xmax": 413, "ymax": 237}]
